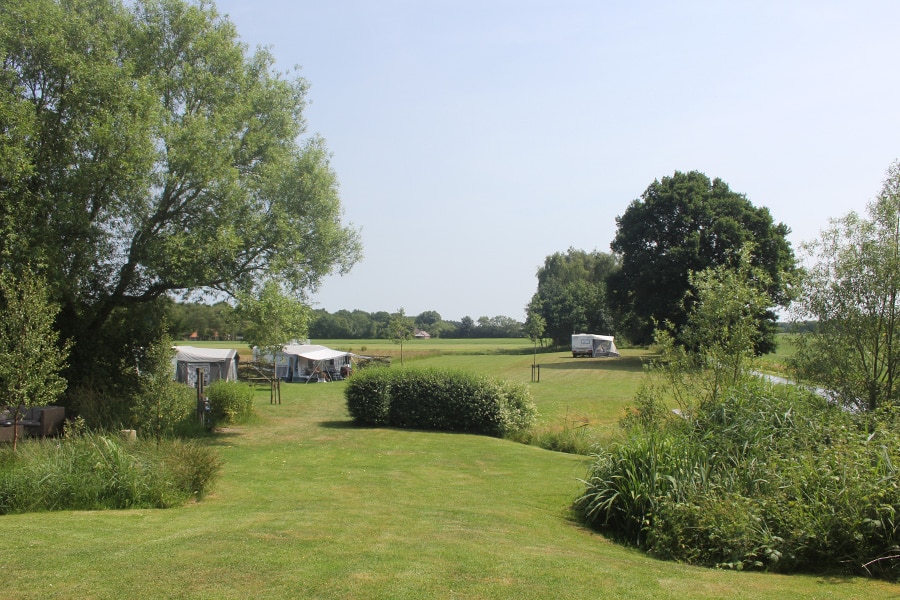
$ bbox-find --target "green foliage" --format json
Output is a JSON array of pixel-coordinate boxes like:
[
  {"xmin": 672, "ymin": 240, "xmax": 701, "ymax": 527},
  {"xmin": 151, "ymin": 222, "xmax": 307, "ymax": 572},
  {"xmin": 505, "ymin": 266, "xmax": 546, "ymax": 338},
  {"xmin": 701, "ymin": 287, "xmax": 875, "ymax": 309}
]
[
  {"xmin": 577, "ymin": 376, "xmax": 900, "ymax": 580},
  {"xmin": 0, "ymin": 434, "xmax": 221, "ymax": 513},
  {"xmin": 523, "ymin": 309, "xmax": 546, "ymax": 347},
  {"xmin": 0, "ymin": 269, "xmax": 70, "ymax": 409},
  {"xmin": 792, "ymin": 160, "xmax": 900, "ymax": 412},
  {"xmin": 131, "ymin": 336, "xmax": 196, "ymax": 441},
  {"xmin": 206, "ymin": 380, "xmax": 255, "ymax": 424},
  {"xmin": 526, "ymin": 248, "xmax": 619, "ymax": 346},
  {"xmin": 166, "ymin": 300, "xmax": 240, "ymax": 340},
  {"xmin": 610, "ymin": 170, "xmax": 796, "ymax": 349},
  {"xmin": 237, "ymin": 280, "xmax": 311, "ymax": 356},
  {"xmin": 343, "ymin": 368, "xmax": 393, "ymax": 425},
  {"xmin": 0, "ymin": 0, "xmax": 359, "ymax": 419},
  {"xmin": 345, "ymin": 368, "xmax": 537, "ymax": 438}
]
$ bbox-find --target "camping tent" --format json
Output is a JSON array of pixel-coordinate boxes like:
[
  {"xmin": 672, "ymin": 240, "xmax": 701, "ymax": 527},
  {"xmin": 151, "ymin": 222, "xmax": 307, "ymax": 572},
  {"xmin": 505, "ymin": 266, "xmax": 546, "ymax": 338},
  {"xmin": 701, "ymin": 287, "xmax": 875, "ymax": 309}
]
[
  {"xmin": 281, "ymin": 344, "xmax": 357, "ymax": 382},
  {"xmin": 173, "ymin": 346, "xmax": 239, "ymax": 387},
  {"xmin": 254, "ymin": 344, "xmax": 360, "ymax": 382}
]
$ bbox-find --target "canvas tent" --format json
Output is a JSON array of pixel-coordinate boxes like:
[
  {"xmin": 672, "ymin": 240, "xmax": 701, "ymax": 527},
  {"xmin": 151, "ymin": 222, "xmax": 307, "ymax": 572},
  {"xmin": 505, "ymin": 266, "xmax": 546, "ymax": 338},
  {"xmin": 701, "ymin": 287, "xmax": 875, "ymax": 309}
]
[
  {"xmin": 571, "ymin": 334, "xmax": 620, "ymax": 358},
  {"xmin": 254, "ymin": 344, "xmax": 360, "ymax": 382},
  {"xmin": 173, "ymin": 346, "xmax": 239, "ymax": 387}
]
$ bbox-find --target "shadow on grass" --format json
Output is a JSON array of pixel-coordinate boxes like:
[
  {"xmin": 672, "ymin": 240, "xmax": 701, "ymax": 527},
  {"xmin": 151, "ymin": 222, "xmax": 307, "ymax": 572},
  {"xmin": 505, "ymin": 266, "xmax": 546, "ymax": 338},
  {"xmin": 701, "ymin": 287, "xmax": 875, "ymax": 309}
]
[
  {"xmin": 201, "ymin": 429, "xmax": 245, "ymax": 446},
  {"xmin": 538, "ymin": 355, "xmax": 649, "ymax": 373},
  {"xmin": 318, "ymin": 419, "xmax": 361, "ymax": 429}
]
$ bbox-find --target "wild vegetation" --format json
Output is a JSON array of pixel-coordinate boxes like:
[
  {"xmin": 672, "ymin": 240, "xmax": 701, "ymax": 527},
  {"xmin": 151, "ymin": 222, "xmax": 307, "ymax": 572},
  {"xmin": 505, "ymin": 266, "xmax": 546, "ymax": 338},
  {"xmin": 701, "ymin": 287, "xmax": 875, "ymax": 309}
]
[
  {"xmin": 576, "ymin": 250, "xmax": 900, "ymax": 581},
  {"xmin": 0, "ymin": 433, "xmax": 219, "ymax": 514},
  {"xmin": 2, "ymin": 0, "xmax": 900, "ymax": 595},
  {"xmin": 3, "ymin": 344, "xmax": 899, "ymax": 598}
]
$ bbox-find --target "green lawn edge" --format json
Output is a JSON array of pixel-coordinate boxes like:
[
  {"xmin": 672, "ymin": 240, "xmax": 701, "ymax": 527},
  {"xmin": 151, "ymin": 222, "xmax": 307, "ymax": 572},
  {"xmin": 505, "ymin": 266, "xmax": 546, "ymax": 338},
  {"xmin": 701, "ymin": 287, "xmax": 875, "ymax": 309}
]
[{"xmin": 3, "ymin": 346, "xmax": 898, "ymax": 599}]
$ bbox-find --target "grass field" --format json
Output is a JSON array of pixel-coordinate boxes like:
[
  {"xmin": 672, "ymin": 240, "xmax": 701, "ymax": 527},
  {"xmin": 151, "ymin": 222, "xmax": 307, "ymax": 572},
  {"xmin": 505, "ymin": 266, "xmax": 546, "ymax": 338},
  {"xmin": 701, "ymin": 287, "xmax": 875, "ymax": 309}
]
[{"xmin": 6, "ymin": 340, "xmax": 898, "ymax": 598}]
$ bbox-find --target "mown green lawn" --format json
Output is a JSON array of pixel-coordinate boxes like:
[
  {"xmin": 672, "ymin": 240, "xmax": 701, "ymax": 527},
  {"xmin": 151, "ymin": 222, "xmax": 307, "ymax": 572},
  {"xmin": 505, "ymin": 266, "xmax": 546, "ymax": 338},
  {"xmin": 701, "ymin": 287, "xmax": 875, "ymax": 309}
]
[{"xmin": 5, "ymin": 344, "xmax": 899, "ymax": 598}]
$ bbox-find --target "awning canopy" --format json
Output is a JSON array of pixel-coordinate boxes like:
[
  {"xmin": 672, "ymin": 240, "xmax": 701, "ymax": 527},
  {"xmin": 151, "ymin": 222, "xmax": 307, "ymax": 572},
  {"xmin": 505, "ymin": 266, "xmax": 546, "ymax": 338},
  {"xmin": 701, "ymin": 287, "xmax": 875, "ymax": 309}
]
[{"xmin": 281, "ymin": 344, "xmax": 351, "ymax": 362}]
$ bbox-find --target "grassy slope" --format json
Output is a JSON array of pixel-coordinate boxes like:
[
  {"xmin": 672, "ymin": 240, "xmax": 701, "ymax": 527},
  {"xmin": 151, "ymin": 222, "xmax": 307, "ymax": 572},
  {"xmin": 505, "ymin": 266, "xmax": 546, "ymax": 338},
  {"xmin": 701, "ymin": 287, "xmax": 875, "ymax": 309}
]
[{"xmin": 4, "ymin": 342, "xmax": 899, "ymax": 598}]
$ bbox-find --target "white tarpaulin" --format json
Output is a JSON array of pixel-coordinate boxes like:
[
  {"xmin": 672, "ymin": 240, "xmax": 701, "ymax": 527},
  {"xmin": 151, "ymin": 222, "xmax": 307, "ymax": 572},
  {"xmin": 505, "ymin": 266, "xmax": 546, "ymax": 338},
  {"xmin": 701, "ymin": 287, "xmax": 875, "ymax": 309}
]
[
  {"xmin": 282, "ymin": 344, "xmax": 351, "ymax": 362},
  {"xmin": 173, "ymin": 346, "xmax": 239, "ymax": 386},
  {"xmin": 254, "ymin": 344, "xmax": 360, "ymax": 382}
]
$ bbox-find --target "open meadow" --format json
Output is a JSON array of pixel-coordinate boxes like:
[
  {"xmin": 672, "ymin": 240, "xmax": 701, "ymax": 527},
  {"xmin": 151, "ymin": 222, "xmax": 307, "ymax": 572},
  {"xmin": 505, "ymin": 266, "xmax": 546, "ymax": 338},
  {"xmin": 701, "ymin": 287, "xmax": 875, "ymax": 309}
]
[{"xmin": 4, "ymin": 339, "xmax": 899, "ymax": 598}]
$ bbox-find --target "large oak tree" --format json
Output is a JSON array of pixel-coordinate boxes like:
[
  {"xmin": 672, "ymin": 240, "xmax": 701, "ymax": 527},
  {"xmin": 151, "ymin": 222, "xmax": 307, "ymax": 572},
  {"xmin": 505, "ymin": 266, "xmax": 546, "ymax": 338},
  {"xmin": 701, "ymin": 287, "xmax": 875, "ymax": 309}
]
[
  {"xmin": 0, "ymin": 0, "xmax": 360, "ymax": 407},
  {"xmin": 609, "ymin": 171, "xmax": 795, "ymax": 350}
]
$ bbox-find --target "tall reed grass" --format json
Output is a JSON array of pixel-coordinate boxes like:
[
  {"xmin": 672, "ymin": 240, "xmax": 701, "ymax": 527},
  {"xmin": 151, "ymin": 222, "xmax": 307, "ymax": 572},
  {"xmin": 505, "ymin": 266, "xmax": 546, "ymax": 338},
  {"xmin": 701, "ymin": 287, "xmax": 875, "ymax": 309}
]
[
  {"xmin": 0, "ymin": 433, "xmax": 220, "ymax": 513},
  {"xmin": 576, "ymin": 378, "xmax": 900, "ymax": 580}
]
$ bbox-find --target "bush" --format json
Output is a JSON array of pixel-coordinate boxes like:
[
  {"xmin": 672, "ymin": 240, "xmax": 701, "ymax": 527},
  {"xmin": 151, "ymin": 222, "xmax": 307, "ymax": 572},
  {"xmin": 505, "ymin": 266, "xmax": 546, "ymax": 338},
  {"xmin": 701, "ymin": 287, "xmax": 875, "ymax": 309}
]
[
  {"xmin": 576, "ymin": 378, "xmax": 900, "ymax": 580},
  {"xmin": 206, "ymin": 380, "xmax": 255, "ymax": 425},
  {"xmin": 343, "ymin": 367, "xmax": 393, "ymax": 425},
  {"xmin": 131, "ymin": 378, "xmax": 196, "ymax": 439},
  {"xmin": 0, "ymin": 434, "xmax": 221, "ymax": 513},
  {"xmin": 345, "ymin": 368, "xmax": 536, "ymax": 438}
]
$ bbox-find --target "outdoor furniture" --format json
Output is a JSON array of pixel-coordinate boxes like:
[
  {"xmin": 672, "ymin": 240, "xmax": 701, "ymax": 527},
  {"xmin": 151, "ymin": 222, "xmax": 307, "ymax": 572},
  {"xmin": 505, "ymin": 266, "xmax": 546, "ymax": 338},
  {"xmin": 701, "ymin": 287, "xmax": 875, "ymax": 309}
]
[
  {"xmin": 0, "ymin": 421, "xmax": 23, "ymax": 443},
  {"xmin": 19, "ymin": 405, "xmax": 66, "ymax": 438}
]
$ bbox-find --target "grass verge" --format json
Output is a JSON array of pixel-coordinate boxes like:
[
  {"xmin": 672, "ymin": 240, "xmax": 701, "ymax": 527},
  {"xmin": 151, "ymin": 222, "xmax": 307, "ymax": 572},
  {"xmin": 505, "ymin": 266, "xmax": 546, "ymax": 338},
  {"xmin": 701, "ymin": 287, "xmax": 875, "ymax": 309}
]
[{"xmin": 2, "ymin": 348, "xmax": 897, "ymax": 598}]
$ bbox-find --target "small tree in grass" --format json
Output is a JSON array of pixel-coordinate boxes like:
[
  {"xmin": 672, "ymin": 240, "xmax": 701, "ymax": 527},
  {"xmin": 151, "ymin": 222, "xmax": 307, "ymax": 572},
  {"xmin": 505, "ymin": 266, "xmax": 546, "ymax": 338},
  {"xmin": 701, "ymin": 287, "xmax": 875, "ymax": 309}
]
[
  {"xmin": 524, "ymin": 309, "xmax": 546, "ymax": 368},
  {"xmin": 131, "ymin": 334, "xmax": 195, "ymax": 447},
  {"xmin": 238, "ymin": 281, "xmax": 310, "ymax": 402},
  {"xmin": 389, "ymin": 308, "xmax": 414, "ymax": 366},
  {"xmin": 0, "ymin": 269, "xmax": 71, "ymax": 451}
]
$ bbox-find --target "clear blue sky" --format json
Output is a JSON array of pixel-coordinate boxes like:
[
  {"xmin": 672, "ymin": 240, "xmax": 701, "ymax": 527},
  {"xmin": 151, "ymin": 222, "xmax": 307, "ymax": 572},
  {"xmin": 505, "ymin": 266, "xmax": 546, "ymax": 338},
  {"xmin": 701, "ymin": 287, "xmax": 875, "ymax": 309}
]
[{"xmin": 215, "ymin": 0, "xmax": 900, "ymax": 322}]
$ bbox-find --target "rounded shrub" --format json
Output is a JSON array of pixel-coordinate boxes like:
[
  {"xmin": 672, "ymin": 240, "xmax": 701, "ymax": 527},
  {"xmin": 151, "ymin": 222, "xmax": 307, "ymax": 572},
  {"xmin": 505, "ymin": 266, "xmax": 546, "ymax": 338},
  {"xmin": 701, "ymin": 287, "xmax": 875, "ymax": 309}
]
[
  {"xmin": 345, "ymin": 367, "xmax": 536, "ymax": 437},
  {"xmin": 344, "ymin": 367, "xmax": 393, "ymax": 425}
]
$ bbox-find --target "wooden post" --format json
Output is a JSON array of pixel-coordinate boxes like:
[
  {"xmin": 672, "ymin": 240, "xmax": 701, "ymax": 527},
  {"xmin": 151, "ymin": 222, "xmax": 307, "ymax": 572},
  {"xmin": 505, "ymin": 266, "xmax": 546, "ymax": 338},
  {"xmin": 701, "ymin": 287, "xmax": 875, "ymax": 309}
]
[
  {"xmin": 196, "ymin": 367, "xmax": 205, "ymax": 425},
  {"xmin": 271, "ymin": 359, "xmax": 276, "ymax": 404}
]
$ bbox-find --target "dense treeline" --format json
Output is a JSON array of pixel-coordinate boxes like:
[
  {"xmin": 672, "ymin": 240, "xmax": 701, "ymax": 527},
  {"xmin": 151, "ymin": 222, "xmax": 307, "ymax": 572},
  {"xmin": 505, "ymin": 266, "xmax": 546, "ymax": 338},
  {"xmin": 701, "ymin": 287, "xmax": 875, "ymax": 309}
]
[{"xmin": 164, "ymin": 300, "xmax": 525, "ymax": 340}]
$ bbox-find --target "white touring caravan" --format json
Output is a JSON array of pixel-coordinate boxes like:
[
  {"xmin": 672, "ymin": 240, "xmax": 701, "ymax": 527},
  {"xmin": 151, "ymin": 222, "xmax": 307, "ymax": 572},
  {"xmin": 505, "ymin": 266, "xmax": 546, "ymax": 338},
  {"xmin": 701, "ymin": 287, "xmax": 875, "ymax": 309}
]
[{"xmin": 571, "ymin": 334, "xmax": 620, "ymax": 358}]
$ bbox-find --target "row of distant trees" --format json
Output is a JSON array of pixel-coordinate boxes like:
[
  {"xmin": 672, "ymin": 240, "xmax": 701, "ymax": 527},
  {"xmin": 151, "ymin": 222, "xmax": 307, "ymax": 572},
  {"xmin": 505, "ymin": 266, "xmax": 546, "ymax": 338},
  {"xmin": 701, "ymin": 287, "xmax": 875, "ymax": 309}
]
[{"xmin": 165, "ymin": 300, "xmax": 524, "ymax": 341}]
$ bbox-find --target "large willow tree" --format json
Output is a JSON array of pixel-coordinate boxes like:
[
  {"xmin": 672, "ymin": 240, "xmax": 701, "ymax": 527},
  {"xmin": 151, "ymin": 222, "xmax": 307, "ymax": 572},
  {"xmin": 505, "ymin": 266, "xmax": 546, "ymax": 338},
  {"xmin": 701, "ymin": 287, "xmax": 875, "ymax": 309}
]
[
  {"xmin": 0, "ymin": 0, "xmax": 360, "ymax": 411},
  {"xmin": 793, "ymin": 161, "xmax": 900, "ymax": 412}
]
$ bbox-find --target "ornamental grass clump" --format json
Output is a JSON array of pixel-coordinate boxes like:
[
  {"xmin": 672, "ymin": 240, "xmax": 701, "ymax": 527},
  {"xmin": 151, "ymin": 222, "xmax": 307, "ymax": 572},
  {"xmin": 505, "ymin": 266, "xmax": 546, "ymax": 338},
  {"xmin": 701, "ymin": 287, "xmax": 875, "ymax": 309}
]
[
  {"xmin": 345, "ymin": 367, "xmax": 536, "ymax": 438},
  {"xmin": 0, "ymin": 433, "xmax": 221, "ymax": 513}
]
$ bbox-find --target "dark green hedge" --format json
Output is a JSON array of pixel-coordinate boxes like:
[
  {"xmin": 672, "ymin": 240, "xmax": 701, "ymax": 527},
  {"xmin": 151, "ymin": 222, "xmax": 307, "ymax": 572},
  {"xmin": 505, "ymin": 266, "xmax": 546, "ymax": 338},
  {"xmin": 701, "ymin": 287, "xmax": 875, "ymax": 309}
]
[{"xmin": 345, "ymin": 368, "xmax": 536, "ymax": 437}]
